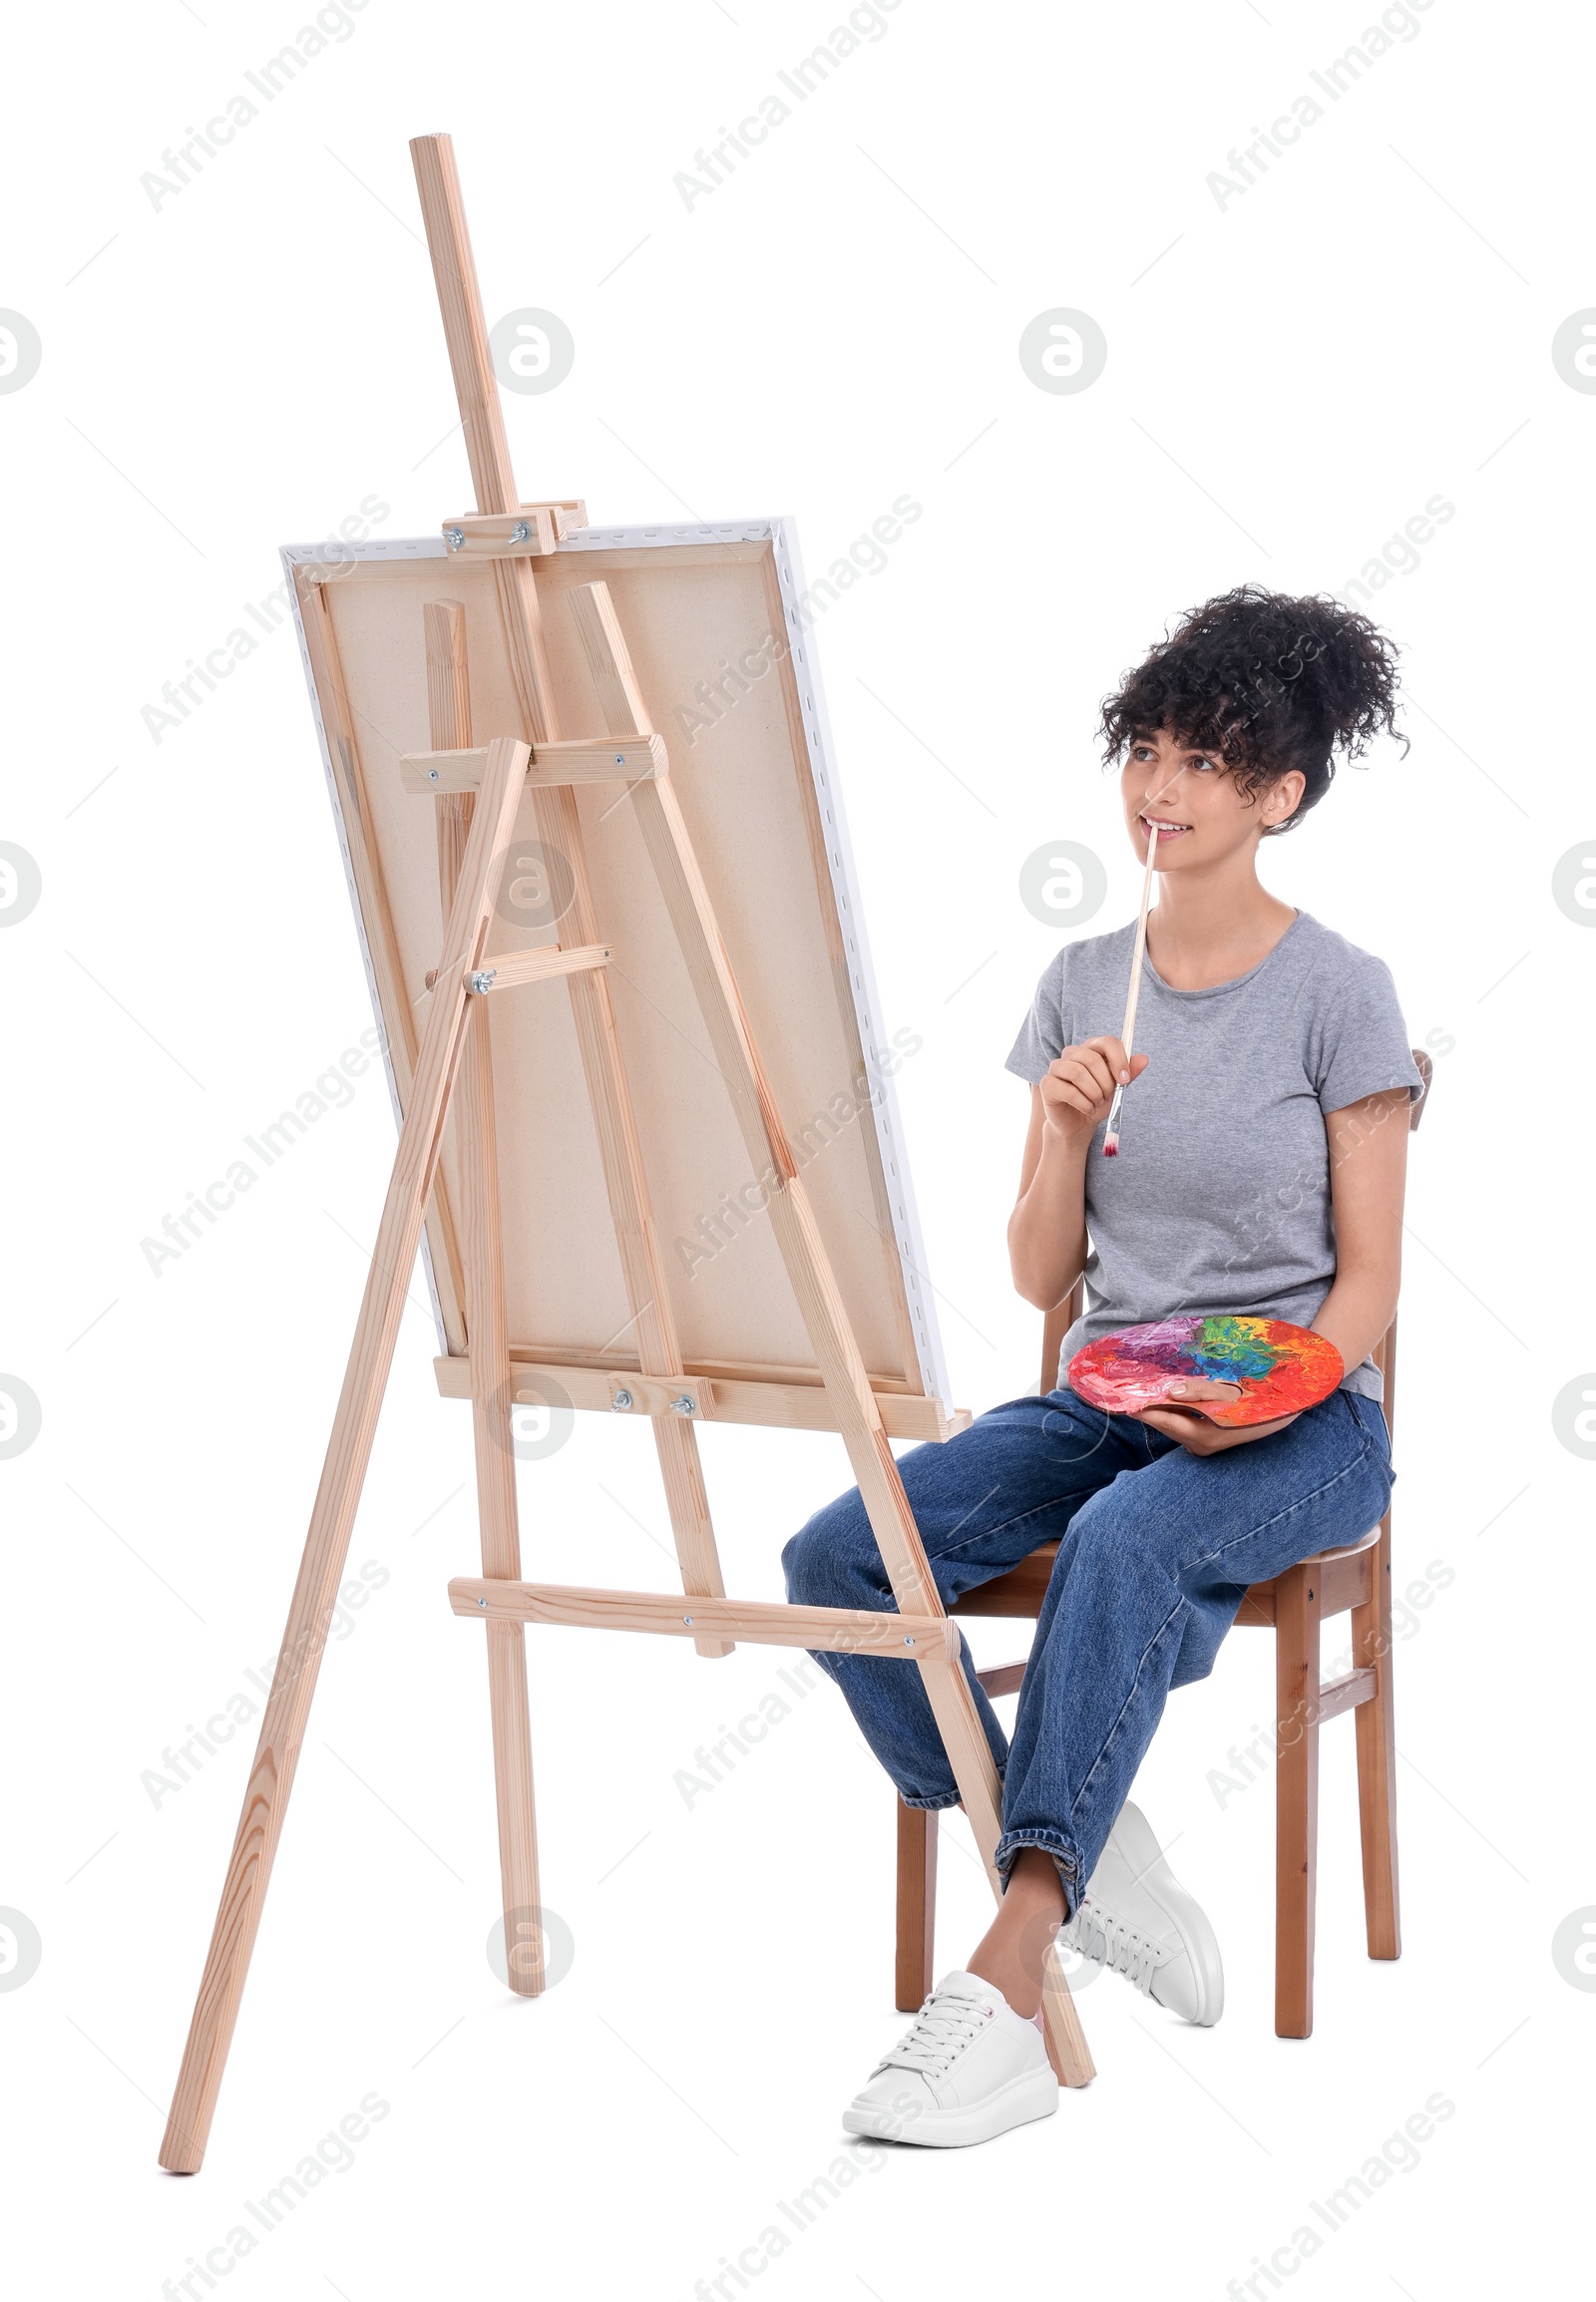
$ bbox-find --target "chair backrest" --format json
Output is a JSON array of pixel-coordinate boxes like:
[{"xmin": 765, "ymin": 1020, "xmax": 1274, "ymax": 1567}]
[{"xmin": 1037, "ymin": 1046, "xmax": 1434, "ymax": 1419}]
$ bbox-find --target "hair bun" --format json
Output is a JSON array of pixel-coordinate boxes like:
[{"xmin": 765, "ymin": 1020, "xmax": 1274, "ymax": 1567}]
[{"xmin": 1098, "ymin": 584, "xmax": 1404, "ymax": 830}]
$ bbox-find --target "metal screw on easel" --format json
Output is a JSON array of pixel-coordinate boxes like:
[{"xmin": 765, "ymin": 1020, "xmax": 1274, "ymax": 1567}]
[
  {"xmin": 903, "ymin": 1636, "xmax": 915, "ymax": 1647},
  {"xmin": 612, "ymin": 1389, "xmax": 633, "ymax": 1411},
  {"xmin": 468, "ymin": 968, "xmax": 496, "ymax": 994},
  {"xmin": 426, "ymin": 767, "xmax": 440, "ymax": 783},
  {"xmin": 682, "ymin": 1615, "xmax": 693, "ymax": 1627},
  {"xmin": 670, "ymin": 1395, "xmax": 695, "ymax": 1416},
  {"xmin": 509, "ymin": 521, "xmax": 532, "ymax": 544},
  {"xmin": 476, "ymin": 1597, "xmax": 488, "ymax": 1610},
  {"xmin": 444, "ymin": 526, "xmax": 465, "ymax": 551}
]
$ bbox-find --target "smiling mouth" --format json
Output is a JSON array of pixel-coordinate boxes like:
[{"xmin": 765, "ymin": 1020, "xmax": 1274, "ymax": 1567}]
[{"xmin": 1140, "ymin": 814, "xmax": 1191, "ymax": 842}]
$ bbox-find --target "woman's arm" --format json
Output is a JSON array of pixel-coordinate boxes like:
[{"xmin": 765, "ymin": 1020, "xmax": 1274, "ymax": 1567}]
[
  {"xmin": 1007, "ymin": 1036, "xmax": 1147, "ymax": 1309},
  {"xmin": 1138, "ymin": 1086, "xmax": 1410, "ymax": 1456},
  {"xmin": 1307, "ymin": 1084, "xmax": 1410, "ymax": 1377}
]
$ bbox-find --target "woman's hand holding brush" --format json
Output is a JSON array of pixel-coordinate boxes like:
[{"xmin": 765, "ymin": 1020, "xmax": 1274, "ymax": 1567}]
[{"xmin": 1039, "ymin": 1036, "xmax": 1149, "ymax": 1147}]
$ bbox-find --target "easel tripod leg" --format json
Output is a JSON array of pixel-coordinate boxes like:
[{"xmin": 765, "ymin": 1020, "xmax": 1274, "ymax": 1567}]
[
  {"xmin": 424, "ymin": 617, "xmax": 543, "ymax": 1995},
  {"xmin": 159, "ymin": 739, "xmax": 531, "ymax": 2172},
  {"xmin": 455, "ymin": 998, "xmax": 543, "ymax": 1990},
  {"xmin": 915, "ymin": 1644, "xmax": 1094, "ymax": 2089}
]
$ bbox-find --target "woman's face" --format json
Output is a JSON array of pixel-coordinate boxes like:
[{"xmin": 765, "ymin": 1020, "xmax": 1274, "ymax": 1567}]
[{"xmin": 1119, "ymin": 726, "xmax": 1304, "ymax": 869}]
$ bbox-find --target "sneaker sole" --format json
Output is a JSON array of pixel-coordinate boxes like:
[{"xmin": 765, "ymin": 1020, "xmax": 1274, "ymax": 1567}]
[
  {"xmin": 843, "ymin": 2066, "xmax": 1058, "ymax": 2148},
  {"xmin": 1107, "ymin": 1802, "xmax": 1225, "ymax": 2026}
]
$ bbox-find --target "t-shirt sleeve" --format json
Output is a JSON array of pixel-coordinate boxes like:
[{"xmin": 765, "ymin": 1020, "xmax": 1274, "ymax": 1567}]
[
  {"xmin": 1310, "ymin": 951, "xmax": 1425, "ymax": 1116},
  {"xmin": 1004, "ymin": 952, "xmax": 1071, "ymax": 1085}
]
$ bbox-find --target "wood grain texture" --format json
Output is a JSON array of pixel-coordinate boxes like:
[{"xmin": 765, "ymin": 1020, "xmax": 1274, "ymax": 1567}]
[
  {"xmin": 432, "ymin": 1353, "xmax": 966, "ymax": 1438},
  {"xmin": 1354, "ymin": 1324, "xmax": 1401, "ymax": 1960},
  {"xmin": 457, "ymin": 996, "xmax": 544, "ymax": 1991},
  {"xmin": 951, "ymin": 1544, "xmax": 1058, "ymax": 1619},
  {"xmin": 426, "ymin": 597, "xmax": 474, "ymax": 953},
  {"xmin": 1314, "ymin": 1666, "xmax": 1377, "ymax": 1723},
  {"xmin": 468, "ymin": 944, "xmax": 610, "ymax": 992},
  {"xmin": 1234, "ymin": 1526, "xmax": 1378, "ymax": 1629},
  {"xmin": 400, "ymin": 734, "xmax": 665, "ymax": 794},
  {"xmin": 423, "ymin": 598, "xmax": 472, "ymax": 749},
  {"xmin": 974, "ymin": 1662, "xmax": 1027, "ymax": 1700},
  {"xmin": 895, "ymin": 1801, "xmax": 938, "ymax": 2012},
  {"xmin": 428, "ymin": 612, "xmax": 544, "ymax": 1998},
  {"xmin": 1273, "ymin": 1559, "xmax": 1322, "ymax": 2039},
  {"xmin": 449, "ymin": 1578, "xmax": 956, "ymax": 1656},
  {"xmin": 440, "ymin": 502, "xmax": 589, "ymax": 553},
  {"xmin": 409, "ymin": 137, "xmax": 516, "ymax": 515},
  {"xmin": 159, "ymin": 739, "xmax": 532, "ymax": 2172},
  {"xmin": 325, "ymin": 541, "xmax": 770, "ymax": 584},
  {"xmin": 443, "ymin": 506, "xmax": 563, "ymax": 556},
  {"xmin": 1038, "ymin": 1945, "xmax": 1094, "ymax": 2088}
]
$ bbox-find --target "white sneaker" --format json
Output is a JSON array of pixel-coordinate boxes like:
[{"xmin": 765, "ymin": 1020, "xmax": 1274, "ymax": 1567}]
[
  {"xmin": 842, "ymin": 1971, "xmax": 1057, "ymax": 2148},
  {"xmin": 1059, "ymin": 1801, "xmax": 1224, "ymax": 2026}
]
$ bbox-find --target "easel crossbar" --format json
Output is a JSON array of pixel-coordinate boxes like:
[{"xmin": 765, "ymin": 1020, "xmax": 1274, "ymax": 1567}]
[
  {"xmin": 468, "ymin": 945, "xmax": 610, "ymax": 993},
  {"xmin": 400, "ymin": 733, "xmax": 665, "ymax": 795},
  {"xmin": 432, "ymin": 1353, "xmax": 971, "ymax": 1440},
  {"xmin": 448, "ymin": 1578, "xmax": 958, "ymax": 1658}
]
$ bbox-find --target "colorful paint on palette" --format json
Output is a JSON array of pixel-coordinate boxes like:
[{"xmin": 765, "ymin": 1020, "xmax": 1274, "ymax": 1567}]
[{"xmin": 1066, "ymin": 1316, "xmax": 1344, "ymax": 1428}]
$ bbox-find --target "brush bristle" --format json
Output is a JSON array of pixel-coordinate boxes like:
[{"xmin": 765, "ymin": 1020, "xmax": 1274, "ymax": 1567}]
[{"xmin": 1101, "ymin": 1134, "xmax": 1119, "ymax": 1158}]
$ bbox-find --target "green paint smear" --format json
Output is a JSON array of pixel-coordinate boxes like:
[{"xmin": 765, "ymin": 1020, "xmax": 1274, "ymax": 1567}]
[{"xmin": 1192, "ymin": 1317, "xmax": 1278, "ymax": 1383}]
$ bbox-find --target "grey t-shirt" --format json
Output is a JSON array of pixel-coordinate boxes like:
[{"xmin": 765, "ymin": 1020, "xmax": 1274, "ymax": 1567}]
[{"xmin": 1005, "ymin": 910, "xmax": 1423, "ymax": 1401}]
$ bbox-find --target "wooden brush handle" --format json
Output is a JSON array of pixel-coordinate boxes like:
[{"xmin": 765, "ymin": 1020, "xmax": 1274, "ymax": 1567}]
[{"xmin": 1118, "ymin": 833, "xmax": 1159, "ymax": 1058}]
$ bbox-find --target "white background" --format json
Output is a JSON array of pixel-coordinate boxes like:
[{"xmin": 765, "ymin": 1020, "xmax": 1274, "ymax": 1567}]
[{"xmin": 2, "ymin": 1, "xmax": 1591, "ymax": 2296}]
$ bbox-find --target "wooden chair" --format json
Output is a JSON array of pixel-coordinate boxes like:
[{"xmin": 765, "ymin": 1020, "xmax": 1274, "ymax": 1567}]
[{"xmin": 895, "ymin": 1051, "xmax": 1431, "ymax": 2038}]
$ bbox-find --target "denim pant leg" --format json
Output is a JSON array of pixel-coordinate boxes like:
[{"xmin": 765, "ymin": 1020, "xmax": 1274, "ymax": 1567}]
[
  {"xmin": 996, "ymin": 1389, "xmax": 1395, "ymax": 1905},
  {"xmin": 781, "ymin": 1390, "xmax": 1143, "ymax": 1808}
]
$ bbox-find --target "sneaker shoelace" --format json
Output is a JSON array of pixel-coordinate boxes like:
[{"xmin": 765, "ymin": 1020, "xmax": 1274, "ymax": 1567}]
[
  {"xmin": 875, "ymin": 1990, "xmax": 993, "ymax": 2081},
  {"xmin": 1064, "ymin": 1897, "xmax": 1170, "ymax": 1995}
]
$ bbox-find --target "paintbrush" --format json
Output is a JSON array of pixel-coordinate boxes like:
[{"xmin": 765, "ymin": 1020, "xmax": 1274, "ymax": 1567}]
[{"xmin": 1101, "ymin": 821, "xmax": 1159, "ymax": 1158}]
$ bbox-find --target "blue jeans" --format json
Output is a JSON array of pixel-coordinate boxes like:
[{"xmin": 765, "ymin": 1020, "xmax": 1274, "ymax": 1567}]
[{"xmin": 782, "ymin": 1385, "xmax": 1394, "ymax": 1911}]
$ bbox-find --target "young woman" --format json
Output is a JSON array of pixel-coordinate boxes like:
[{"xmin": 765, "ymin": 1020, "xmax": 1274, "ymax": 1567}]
[{"xmin": 783, "ymin": 585, "xmax": 1423, "ymax": 2147}]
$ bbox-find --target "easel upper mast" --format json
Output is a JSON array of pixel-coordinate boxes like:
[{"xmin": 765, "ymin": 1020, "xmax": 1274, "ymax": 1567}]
[{"xmin": 159, "ymin": 134, "xmax": 1092, "ymax": 2174}]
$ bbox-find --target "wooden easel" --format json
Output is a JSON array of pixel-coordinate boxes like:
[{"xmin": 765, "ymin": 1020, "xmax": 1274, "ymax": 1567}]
[{"xmin": 159, "ymin": 134, "xmax": 1093, "ymax": 2173}]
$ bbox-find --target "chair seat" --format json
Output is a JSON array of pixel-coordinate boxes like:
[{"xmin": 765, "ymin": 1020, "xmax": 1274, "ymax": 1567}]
[{"xmin": 951, "ymin": 1520, "xmax": 1384, "ymax": 1628}]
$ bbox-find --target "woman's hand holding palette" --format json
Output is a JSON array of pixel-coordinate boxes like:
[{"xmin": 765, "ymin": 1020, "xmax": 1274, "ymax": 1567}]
[{"xmin": 1067, "ymin": 1315, "xmax": 1344, "ymax": 1428}]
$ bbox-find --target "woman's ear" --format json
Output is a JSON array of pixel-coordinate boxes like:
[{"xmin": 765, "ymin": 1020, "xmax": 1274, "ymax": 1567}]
[{"xmin": 1263, "ymin": 768, "xmax": 1308, "ymax": 825}]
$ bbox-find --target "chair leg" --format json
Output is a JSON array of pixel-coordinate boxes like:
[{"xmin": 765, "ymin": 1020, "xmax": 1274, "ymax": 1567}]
[
  {"xmin": 1352, "ymin": 1523, "xmax": 1400, "ymax": 1959},
  {"xmin": 895, "ymin": 1798, "xmax": 938, "ymax": 2011},
  {"xmin": 1274, "ymin": 1562, "xmax": 1322, "ymax": 2038}
]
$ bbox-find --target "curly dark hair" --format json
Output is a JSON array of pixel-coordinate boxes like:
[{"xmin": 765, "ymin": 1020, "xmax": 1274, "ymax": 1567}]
[{"xmin": 1096, "ymin": 585, "xmax": 1405, "ymax": 833}]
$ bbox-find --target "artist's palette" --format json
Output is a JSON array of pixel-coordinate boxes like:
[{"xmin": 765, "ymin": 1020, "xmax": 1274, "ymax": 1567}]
[{"xmin": 1067, "ymin": 1316, "xmax": 1344, "ymax": 1427}]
